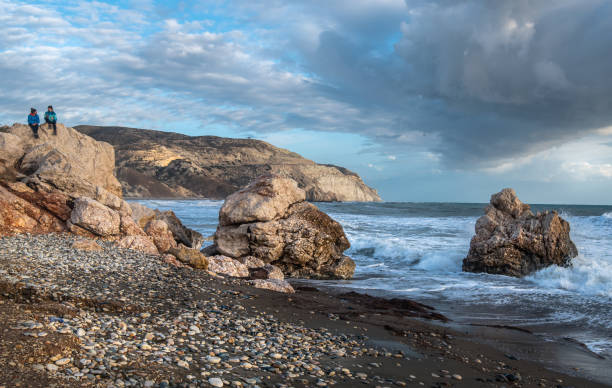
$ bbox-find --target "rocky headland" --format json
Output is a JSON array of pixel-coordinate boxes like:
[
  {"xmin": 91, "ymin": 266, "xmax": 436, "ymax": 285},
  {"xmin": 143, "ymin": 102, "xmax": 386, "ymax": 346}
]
[
  {"xmin": 74, "ymin": 125, "xmax": 381, "ymax": 202},
  {"xmin": 462, "ymin": 188, "xmax": 578, "ymax": 277}
]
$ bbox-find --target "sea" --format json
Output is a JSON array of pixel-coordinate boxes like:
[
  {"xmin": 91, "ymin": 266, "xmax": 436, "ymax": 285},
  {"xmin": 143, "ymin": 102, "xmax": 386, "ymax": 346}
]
[{"xmin": 133, "ymin": 199, "xmax": 612, "ymax": 359}]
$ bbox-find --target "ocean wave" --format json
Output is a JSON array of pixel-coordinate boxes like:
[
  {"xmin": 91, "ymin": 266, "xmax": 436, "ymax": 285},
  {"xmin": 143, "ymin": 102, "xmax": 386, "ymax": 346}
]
[
  {"xmin": 347, "ymin": 235, "xmax": 466, "ymax": 272},
  {"xmin": 526, "ymin": 255, "xmax": 612, "ymax": 298},
  {"xmin": 603, "ymin": 212, "xmax": 612, "ymax": 219}
]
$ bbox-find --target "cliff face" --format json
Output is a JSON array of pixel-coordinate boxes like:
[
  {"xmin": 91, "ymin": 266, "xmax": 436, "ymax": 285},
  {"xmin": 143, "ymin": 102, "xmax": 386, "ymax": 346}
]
[{"xmin": 74, "ymin": 126, "xmax": 381, "ymax": 202}]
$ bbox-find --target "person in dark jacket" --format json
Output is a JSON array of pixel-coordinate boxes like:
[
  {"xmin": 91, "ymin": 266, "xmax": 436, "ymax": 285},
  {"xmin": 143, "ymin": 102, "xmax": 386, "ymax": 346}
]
[
  {"xmin": 28, "ymin": 108, "xmax": 40, "ymax": 139},
  {"xmin": 44, "ymin": 105, "xmax": 57, "ymax": 135}
]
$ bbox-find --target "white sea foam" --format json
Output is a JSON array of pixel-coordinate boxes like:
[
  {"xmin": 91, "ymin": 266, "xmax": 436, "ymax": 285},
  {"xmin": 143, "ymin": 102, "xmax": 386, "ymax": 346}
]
[
  {"xmin": 527, "ymin": 255, "xmax": 612, "ymax": 298},
  {"xmin": 603, "ymin": 212, "xmax": 612, "ymax": 219}
]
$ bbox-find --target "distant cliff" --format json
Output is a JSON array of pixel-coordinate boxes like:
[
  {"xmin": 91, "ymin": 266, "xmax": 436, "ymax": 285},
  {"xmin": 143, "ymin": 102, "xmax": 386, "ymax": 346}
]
[{"xmin": 74, "ymin": 126, "xmax": 381, "ymax": 202}]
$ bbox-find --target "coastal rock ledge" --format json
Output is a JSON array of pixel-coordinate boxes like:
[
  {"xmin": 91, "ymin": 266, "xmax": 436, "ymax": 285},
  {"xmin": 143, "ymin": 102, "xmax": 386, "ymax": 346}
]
[
  {"xmin": 462, "ymin": 188, "xmax": 578, "ymax": 277},
  {"xmin": 212, "ymin": 175, "xmax": 356, "ymax": 279}
]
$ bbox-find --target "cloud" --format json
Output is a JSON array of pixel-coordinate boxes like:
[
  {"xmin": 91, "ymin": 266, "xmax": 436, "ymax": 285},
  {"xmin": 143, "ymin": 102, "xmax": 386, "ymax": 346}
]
[
  {"xmin": 1, "ymin": 0, "xmax": 612, "ymax": 179},
  {"xmin": 563, "ymin": 162, "xmax": 612, "ymax": 180}
]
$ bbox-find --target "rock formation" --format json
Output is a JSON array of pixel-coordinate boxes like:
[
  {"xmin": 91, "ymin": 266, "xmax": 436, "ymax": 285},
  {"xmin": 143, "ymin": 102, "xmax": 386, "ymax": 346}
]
[
  {"xmin": 212, "ymin": 175, "xmax": 356, "ymax": 279},
  {"xmin": 74, "ymin": 125, "xmax": 381, "ymax": 202},
  {"xmin": 462, "ymin": 188, "xmax": 578, "ymax": 277},
  {"xmin": 0, "ymin": 123, "xmax": 202, "ymax": 259},
  {"xmin": 0, "ymin": 123, "xmax": 297, "ymax": 293}
]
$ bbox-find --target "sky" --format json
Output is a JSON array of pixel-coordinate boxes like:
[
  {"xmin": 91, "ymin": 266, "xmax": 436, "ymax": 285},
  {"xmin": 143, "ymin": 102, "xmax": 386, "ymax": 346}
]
[{"xmin": 2, "ymin": 0, "xmax": 612, "ymax": 204}]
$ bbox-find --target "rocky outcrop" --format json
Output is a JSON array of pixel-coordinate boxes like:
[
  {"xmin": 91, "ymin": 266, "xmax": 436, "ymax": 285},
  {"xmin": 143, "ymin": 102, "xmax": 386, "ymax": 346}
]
[
  {"xmin": 462, "ymin": 188, "xmax": 578, "ymax": 277},
  {"xmin": 1, "ymin": 123, "xmax": 121, "ymax": 196},
  {"xmin": 0, "ymin": 123, "xmax": 201, "ymax": 258},
  {"xmin": 74, "ymin": 125, "xmax": 381, "ymax": 202},
  {"xmin": 129, "ymin": 204, "xmax": 204, "ymax": 250},
  {"xmin": 213, "ymin": 175, "xmax": 355, "ymax": 279}
]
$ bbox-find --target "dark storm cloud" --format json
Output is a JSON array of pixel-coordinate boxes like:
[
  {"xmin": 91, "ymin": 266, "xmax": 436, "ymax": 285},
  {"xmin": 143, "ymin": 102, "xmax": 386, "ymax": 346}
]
[{"xmin": 2, "ymin": 0, "xmax": 612, "ymax": 171}]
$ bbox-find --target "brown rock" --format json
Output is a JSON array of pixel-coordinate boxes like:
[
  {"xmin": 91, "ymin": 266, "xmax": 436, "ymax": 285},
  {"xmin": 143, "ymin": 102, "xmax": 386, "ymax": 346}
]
[
  {"xmin": 117, "ymin": 235, "xmax": 159, "ymax": 255},
  {"xmin": 71, "ymin": 240, "xmax": 103, "ymax": 252},
  {"xmin": 249, "ymin": 264, "xmax": 284, "ymax": 280},
  {"xmin": 462, "ymin": 188, "xmax": 578, "ymax": 277},
  {"xmin": 120, "ymin": 215, "xmax": 147, "ymax": 236},
  {"xmin": 215, "ymin": 224, "xmax": 250, "ymax": 258},
  {"xmin": 66, "ymin": 220, "xmax": 98, "ymax": 238},
  {"xmin": 200, "ymin": 244, "xmax": 219, "ymax": 256},
  {"xmin": 3, "ymin": 181, "xmax": 72, "ymax": 221},
  {"xmin": 236, "ymin": 255, "xmax": 265, "ymax": 268},
  {"xmin": 214, "ymin": 175, "xmax": 355, "ymax": 279},
  {"xmin": 219, "ymin": 175, "xmax": 306, "ymax": 226},
  {"xmin": 130, "ymin": 202, "xmax": 155, "ymax": 227},
  {"xmin": 144, "ymin": 219, "xmax": 177, "ymax": 253},
  {"xmin": 207, "ymin": 255, "xmax": 249, "ymax": 277},
  {"xmin": 70, "ymin": 197, "xmax": 121, "ymax": 237},
  {"xmin": 3, "ymin": 123, "xmax": 121, "ymax": 196},
  {"xmin": 162, "ymin": 254, "xmax": 184, "ymax": 268},
  {"xmin": 168, "ymin": 245, "xmax": 209, "ymax": 269},
  {"xmin": 248, "ymin": 279, "xmax": 295, "ymax": 293},
  {"xmin": 0, "ymin": 184, "xmax": 65, "ymax": 236},
  {"xmin": 154, "ymin": 210, "xmax": 204, "ymax": 249}
]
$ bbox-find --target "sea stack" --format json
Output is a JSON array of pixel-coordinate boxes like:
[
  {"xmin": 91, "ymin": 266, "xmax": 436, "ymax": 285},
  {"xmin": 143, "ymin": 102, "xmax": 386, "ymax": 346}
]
[
  {"xmin": 462, "ymin": 188, "xmax": 578, "ymax": 277},
  {"xmin": 212, "ymin": 175, "xmax": 356, "ymax": 279}
]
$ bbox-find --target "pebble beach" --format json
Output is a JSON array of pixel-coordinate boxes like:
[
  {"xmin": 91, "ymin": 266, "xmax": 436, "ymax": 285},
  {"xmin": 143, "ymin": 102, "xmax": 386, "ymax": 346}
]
[{"xmin": 1, "ymin": 233, "xmax": 609, "ymax": 388}]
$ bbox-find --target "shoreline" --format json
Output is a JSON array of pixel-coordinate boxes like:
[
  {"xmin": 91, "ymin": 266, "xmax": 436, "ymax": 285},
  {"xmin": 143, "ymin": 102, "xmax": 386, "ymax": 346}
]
[
  {"xmin": 0, "ymin": 233, "xmax": 609, "ymax": 387},
  {"xmin": 290, "ymin": 281, "xmax": 612, "ymax": 385}
]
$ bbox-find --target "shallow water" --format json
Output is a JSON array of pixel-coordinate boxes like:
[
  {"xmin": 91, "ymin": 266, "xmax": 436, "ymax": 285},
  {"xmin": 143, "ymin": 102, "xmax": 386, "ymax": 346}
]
[{"xmin": 134, "ymin": 199, "xmax": 612, "ymax": 358}]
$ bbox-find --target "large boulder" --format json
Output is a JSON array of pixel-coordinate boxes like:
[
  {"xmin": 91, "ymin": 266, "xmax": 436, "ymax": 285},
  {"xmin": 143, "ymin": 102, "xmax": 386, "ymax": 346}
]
[
  {"xmin": 207, "ymin": 255, "xmax": 249, "ymax": 278},
  {"xmin": 2, "ymin": 123, "xmax": 121, "ymax": 196},
  {"xmin": 462, "ymin": 188, "xmax": 578, "ymax": 277},
  {"xmin": 154, "ymin": 210, "xmax": 204, "ymax": 250},
  {"xmin": 144, "ymin": 219, "xmax": 177, "ymax": 253},
  {"xmin": 70, "ymin": 197, "xmax": 121, "ymax": 237},
  {"xmin": 219, "ymin": 175, "xmax": 306, "ymax": 225},
  {"xmin": 214, "ymin": 175, "xmax": 355, "ymax": 279},
  {"xmin": 117, "ymin": 235, "xmax": 159, "ymax": 255},
  {"xmin": 168, "ymin": 245, "xmax": 209, "ymax": 269},
  {"xmin": 129, "ymin": 203, "xmax": 204, "ymax": 250}
]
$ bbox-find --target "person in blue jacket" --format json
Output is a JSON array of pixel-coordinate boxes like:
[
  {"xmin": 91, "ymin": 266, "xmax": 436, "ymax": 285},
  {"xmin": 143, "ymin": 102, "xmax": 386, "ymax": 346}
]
[
  {"xmin": 28, "ymin": 108, "xmax": 40, "ymax": 139},
  {"xmin": 44, "ymin": 105, "xmax": 57, "ymax": 135}
]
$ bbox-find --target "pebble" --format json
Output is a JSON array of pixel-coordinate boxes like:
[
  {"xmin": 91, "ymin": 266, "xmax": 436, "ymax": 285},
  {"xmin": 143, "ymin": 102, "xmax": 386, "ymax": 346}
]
[
  {"xmin": 55, "ymin": 358, "xmax": 71, "ymax": 366},
  {"xmin": 46, "ymin": 364, "xmax": 58, "ymax": 372},
  {"xmin": 452, "ymin": 374, "xmax": 462, "ymax": 380},
  {"xmin": 207, "ymin": 356, "xmax": 221, "ymax": 364},
  {"xmin": 209, "ymin": 377, "xmax": 224, "ymax": 387}
]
